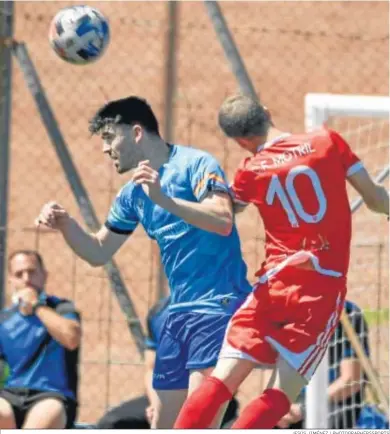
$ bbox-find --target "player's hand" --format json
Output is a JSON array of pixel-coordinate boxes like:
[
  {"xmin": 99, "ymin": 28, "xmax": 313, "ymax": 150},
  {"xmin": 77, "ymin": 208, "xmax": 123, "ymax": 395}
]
[
  {"xmin": 276, "ymin": 403, "xmax": 303, "ymax": 428},
  {"xmin": 35, "ymin": 201, "xmax": 70, "ymax": 231},
  {"xmin": 132, "ymin": 160, "xmax": 165, "ymax": 204},
  {"xmin": 145, "ymin": 405, "xmax": 155, "ymax": 425},
  {"xmin": 15, "ymin": 286, "xmax": 40, "ymax": 316}
]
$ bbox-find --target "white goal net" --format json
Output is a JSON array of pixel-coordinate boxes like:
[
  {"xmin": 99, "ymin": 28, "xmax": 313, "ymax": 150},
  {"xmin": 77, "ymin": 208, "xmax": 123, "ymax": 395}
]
[{"xmin": 304, "ymin": 94, "xmax": 389, "ymax": 429}]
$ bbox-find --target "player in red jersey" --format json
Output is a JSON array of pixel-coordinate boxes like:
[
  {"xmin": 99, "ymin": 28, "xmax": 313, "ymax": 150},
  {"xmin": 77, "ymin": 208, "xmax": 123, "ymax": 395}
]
[{"xmin": 174, "ymin": 94, "xmax": 389, "ymax": 429}]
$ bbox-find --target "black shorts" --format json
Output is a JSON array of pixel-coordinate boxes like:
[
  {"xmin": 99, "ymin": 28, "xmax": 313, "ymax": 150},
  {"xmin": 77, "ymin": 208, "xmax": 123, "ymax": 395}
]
[{"xmin": 0, "ymin": 388, "xmax": 77, "ymax": 429}]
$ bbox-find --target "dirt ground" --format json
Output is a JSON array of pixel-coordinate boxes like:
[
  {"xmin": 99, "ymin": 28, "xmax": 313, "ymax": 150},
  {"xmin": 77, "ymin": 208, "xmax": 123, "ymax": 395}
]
[{"xmin": 7, "ymin": 1, "xmax": 389, "ymax": 424}]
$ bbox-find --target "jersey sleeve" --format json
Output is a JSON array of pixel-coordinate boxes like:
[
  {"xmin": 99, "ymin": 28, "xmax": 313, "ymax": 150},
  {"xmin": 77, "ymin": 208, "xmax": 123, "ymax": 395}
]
[
  {"xmin": 328, "ymin": 129, "xmax": 364, "ymax": 178},
  {"xmin": 105, "ymin": 183, "xmax": 139, "ymax": 234},
  {"xmin": 190, "ymin": 154, "xmax": 230, "ymax": 201},
  {"xmin": 231, "ymin": 159, "xmax": 257, "ymax": 204}
]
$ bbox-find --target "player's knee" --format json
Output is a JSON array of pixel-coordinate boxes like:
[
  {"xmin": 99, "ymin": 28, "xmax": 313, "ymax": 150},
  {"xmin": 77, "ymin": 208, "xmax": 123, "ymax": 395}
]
[
  {"xmin": 152, "ymin": 408, "xmax": 177, "ymax": 429},
  {"xmin": 23, "ymin": 399, "xmax": 67, "ymax": 429},
  {"xmin": 268, "ymin": 378, "xmax": 302, "ymax": 402},
  {"xmin": 0, "ymin": 399, "xmax": 16, "ymax": 429},
  {"xmin": 212, "ymin": 358, "xmax": 256, "ymax": 393},
  {"xmin": 153, "ymin": 390, "xmax": 187, "ymax": 429},
  {"xmin": 276, "ymin": 384, "xmax": 303, "ymax": 403},
  {"xmin": 274, "ymin": 358, "xmax": 306, "ymax": 402},
  {"xmin": 0, "ymin": 414, "xmax": 16, "ymax": 429}
]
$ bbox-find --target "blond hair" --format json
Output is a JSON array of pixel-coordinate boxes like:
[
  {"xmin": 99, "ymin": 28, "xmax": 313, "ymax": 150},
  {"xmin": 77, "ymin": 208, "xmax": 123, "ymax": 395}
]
[{"xmin": 218, "ymin": 94, "xmax": 270, "ymax": 137}]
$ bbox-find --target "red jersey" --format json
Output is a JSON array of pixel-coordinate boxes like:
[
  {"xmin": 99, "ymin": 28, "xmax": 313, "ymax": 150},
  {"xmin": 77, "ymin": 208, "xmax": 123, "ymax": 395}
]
[{"xmin": 232, "ymin": 128, "xmax": 363, "ymax": 277}]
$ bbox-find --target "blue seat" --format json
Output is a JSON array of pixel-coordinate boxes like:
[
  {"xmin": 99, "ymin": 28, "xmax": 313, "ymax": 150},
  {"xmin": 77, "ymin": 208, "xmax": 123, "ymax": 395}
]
[{"xmin": 356, "ymin": 404, "xmax": 389, "ymax": 429}]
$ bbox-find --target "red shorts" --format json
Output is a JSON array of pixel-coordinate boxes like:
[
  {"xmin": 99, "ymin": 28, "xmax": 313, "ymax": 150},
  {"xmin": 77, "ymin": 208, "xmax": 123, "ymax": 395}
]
[{"xmin": 220, "ymin": 267, "xmax": 346, "ymax": 381}]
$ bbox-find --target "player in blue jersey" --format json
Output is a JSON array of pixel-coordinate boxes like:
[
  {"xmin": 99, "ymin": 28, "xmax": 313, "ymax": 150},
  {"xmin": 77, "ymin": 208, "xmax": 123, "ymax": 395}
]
[
  {"xmin": 36, "ymin": 96, "xmax": 252, "ymax": 428},
  {"xmin": 97, "ymin": 296, "xmax": 239, "ymax": 429}
]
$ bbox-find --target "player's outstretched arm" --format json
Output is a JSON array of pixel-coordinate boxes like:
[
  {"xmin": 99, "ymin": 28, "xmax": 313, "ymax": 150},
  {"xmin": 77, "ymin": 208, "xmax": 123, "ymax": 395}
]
[
  {"xmin": 61, "ymin": 222, "xmax": 129, "ymax": 266},
  {"xmin": 36, "ymin": 202, "xmax": 129, "ymax": 266},
  {"xmin": 347, "ymin": 168, "xmax": 389, "ymax": 216}
]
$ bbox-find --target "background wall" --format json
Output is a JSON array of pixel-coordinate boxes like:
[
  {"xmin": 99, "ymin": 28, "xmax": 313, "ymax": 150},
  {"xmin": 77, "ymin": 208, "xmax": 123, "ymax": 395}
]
[{"xmin": 5, "ymin": 1, "xmax": 389, "ymax": 422}]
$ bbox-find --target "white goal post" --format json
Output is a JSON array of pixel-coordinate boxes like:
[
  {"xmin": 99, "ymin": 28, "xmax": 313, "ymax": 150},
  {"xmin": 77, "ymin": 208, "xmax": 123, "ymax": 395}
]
[{"xmin": 304, "ymin": 93, "xmax": 390, "ymax": 429}]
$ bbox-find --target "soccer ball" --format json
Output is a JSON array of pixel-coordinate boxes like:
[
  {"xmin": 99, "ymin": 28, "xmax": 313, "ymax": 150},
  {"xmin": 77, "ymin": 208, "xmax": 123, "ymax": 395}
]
[{"xmin": 49, "ymin": 5, "xmax": 110, "ymax": 65}]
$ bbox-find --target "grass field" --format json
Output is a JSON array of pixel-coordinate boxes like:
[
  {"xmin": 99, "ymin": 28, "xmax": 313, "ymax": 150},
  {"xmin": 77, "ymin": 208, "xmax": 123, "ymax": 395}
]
[{"xmin": 364, "ymin": 309, "xmax": 389, "ymax": 326}]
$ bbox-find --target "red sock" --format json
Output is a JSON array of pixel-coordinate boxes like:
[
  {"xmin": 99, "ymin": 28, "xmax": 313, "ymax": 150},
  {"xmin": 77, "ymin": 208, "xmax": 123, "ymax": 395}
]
[
  {"xmin": 231, "ymin": 388, "xmax": 291, "ymax": 429},
  {"xmin": 174, "ymin": 376, "xmax": 232, "ymax": 428}
]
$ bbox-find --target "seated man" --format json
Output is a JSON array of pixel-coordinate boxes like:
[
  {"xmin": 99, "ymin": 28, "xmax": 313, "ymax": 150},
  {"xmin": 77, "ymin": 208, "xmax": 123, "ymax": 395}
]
[
  {"xmin": 277, "ymin": 299, "xmax": 370, "ymax": 429},
  {"xmin": 0, "ymin": 250, "xmax": 81, "ymax": 429},
  {"xmin": 97, "ymin": 296, "xmax": 239, "ymax": 429}
]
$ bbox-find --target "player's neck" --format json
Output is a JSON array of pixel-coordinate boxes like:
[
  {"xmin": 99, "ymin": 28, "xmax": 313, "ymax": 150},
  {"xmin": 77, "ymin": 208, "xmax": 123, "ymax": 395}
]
[
  {"xmin": 146, "ymin": 137, "xmax": 172, "ymax": 170},
  {"xmin": 246, "ymin": 127, "xmax": 287, "ymax": 154},
  {"xmin": 255, "ymin": 127, "xmax": 288, "ymax": 153},
  {"xmin": 265, "ymin": 127, "xmax": 286, "ymax": 144}
]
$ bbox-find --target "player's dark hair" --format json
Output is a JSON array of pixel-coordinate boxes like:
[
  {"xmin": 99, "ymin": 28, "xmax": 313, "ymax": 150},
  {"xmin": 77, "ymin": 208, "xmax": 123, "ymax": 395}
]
[
  {"xmin": 218, "ymin": 94, "xmax": 270, "ymax": 138},
  {"xmin": 89, "ymin": 96, "xmax": 160, "ymax": 136},
  {"xmin": 8, "ymin": 250, "xmax": 45, "ymax": 271}
]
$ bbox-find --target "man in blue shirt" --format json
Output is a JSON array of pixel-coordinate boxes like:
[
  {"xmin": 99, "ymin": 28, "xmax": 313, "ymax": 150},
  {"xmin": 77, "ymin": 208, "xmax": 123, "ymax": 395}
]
[
  {"xmin": 97, "ymin": 296, "xmax": 239, "ymax": 429},
  {"xmin": 0, "ymin": 250, "xmax": 81, "ymax": 429},
  {"xmin": 36, "ymin": 96, "xmax": 252, "ymax": 428}
]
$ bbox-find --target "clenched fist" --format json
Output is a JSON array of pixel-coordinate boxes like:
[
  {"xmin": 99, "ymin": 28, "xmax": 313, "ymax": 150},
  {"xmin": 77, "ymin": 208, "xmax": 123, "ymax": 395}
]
[
  {"xmin": 15, "ymin": 287, "xmax": 40, "ymax": 316},
  {"xmin": 35, "ymin": 201, "xmax": 70, "ymax": 231},
  {"xmin": 132, "ymin": 160, "xmax": 165, "ymax": 204}
]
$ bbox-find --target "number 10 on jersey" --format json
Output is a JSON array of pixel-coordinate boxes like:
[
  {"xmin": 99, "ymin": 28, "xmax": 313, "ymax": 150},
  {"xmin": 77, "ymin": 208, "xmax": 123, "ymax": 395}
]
[{"xmin": 266, "ymin": 165, "xmax": 327, "ymax": 227}]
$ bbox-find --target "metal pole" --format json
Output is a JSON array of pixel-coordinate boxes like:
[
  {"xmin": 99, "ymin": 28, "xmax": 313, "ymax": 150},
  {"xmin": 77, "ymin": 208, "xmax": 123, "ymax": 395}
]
[
  {"xmin": 0, "ymin": 1, "xmax": 14, "ymax": 309},
  {"xmin": 164, "ymin": 1, "xmax": 178, "ymax": 144},
  {"xmin": 157, "ymin": 0, "xmax": 178, "ymax": 300},
  {"xmin": 204, "ymin": 0, "xmax": 258, "ymax": 100},
  {"xmin": 376, "ymin": 242, "xmax": 383, "ymax": 372}
]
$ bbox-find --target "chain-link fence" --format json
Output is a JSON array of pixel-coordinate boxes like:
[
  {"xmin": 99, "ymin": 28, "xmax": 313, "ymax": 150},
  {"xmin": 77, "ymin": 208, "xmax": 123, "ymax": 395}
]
[{"xmin": 2, "ymin": 0, "xmax": 388, "ymax": 424}]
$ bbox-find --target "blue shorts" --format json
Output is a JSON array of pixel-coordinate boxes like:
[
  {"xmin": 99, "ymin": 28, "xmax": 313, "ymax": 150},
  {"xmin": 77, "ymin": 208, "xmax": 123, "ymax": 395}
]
[{"xmin": 152, "ymin": 312, "xmax": 231, "ymax": 390}]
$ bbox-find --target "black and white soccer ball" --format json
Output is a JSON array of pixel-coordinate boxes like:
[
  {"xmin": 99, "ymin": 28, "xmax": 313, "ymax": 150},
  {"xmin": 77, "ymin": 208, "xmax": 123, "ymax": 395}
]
[{"xmin": 49, "ymin": 5, "xmax": 110, "ymax": 65}]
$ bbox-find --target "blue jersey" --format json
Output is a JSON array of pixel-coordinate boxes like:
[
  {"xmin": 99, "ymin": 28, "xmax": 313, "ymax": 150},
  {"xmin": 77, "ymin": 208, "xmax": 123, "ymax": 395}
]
[
  {"xmin": 0, "ymin": 295, "xmax": 80, "ymax": 400},
  {"xmin": 105, "ymin": 144, "xmax": 251, "ymax": 314}
]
